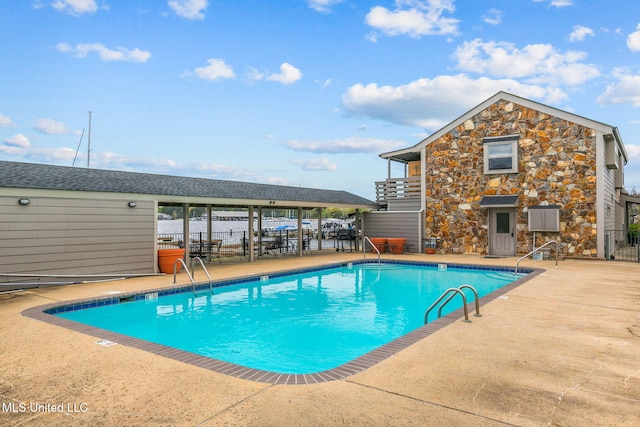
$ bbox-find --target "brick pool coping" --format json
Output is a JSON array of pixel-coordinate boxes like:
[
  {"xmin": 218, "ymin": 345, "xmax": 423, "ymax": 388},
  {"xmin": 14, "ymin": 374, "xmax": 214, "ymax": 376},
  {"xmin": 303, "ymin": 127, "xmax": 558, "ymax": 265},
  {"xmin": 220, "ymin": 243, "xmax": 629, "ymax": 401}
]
[{"xmin": 22, "ymin": 260, "xmax": 543, "ymax": 385}]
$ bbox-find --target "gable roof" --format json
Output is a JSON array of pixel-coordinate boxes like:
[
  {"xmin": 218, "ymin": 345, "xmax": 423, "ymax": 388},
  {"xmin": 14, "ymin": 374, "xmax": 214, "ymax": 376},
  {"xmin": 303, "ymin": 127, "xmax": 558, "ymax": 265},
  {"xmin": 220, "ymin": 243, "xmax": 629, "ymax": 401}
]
[
  {"xmin": 0, "ymin": 160, "xmax": 377, "ymax": 209},
  {"xmin": 380, "ymin": 91, "xmax": 627, "ymax": 164}
]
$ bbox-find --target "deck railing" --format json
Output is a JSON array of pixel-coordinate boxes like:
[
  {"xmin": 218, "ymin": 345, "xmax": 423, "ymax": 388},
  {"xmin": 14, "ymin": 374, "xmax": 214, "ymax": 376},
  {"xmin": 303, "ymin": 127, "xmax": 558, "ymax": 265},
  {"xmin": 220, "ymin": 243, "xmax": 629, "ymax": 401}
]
[{"xmin": 375, "ymin": 177, "xmax": 421, "ymax": 204}]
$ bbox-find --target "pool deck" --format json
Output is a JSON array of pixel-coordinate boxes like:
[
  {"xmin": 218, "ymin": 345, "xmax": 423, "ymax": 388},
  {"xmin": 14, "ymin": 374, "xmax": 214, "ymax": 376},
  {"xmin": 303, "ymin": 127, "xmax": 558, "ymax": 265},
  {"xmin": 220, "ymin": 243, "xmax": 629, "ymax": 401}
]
[{"xmin": 1, "ymin": 252, "xmax": 639, "ymax": 426}]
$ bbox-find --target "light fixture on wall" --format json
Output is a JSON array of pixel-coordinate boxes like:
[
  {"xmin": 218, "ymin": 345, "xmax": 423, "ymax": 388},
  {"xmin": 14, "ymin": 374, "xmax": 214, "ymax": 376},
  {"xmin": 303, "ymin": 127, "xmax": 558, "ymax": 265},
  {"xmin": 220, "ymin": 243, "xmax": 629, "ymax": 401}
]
[
  {"xmin": 128, "ymin": 201, "xmax": 137, "ymax": 208},
  {"xmin": 18, "ymin": 198, "xmax": 30, "ymax": 206}
]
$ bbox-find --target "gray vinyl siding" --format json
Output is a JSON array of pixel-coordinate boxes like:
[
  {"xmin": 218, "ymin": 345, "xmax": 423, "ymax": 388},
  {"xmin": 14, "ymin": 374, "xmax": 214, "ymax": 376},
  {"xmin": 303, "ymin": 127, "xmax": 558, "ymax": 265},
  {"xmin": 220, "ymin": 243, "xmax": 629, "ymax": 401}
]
[
  {"xmin": 602, "ymin": 161, "xmax": 618, "ymax": 234},
  {"xmin": 0, "ymin": 196, "xmax": 155, "ymax": 275},
  {"xmin": 386, "ymin": 198, "xmax": 421, "ymax": 211},
  {"xmin": 362, "ymin": 211, "xmax": 423, "ymax": 253}
]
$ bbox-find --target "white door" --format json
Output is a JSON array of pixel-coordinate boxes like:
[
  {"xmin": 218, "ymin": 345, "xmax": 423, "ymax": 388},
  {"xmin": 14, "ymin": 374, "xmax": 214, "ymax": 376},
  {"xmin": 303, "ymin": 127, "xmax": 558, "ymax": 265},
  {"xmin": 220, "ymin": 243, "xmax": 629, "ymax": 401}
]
[{"xmin": 490, "ymin": 208, "xmax": 516, "ymax": 256}]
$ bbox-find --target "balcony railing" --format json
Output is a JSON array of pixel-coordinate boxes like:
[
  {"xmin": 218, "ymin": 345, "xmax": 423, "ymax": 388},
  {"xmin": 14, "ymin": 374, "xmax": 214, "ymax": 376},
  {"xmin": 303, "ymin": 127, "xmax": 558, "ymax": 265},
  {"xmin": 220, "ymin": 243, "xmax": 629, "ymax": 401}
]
[{"xmin": 375, "ymin": 177, "xmax": 421, "ymax": 204}]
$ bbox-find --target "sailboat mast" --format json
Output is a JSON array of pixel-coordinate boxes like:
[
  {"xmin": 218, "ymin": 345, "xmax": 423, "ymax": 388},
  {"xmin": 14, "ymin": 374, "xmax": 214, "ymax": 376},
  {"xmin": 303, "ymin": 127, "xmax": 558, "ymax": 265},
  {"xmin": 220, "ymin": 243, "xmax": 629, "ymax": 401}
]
[{"xmin": 87, "ymin": 111, "xmax": 92, "ymax": 168}]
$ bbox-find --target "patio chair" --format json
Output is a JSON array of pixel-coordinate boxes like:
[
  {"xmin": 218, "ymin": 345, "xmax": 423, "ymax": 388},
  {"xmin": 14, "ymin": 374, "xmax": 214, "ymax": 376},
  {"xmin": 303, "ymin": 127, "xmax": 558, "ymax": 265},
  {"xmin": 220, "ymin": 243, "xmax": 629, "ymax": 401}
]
[{"xmin": 208, "ymin": 239, "xmax": 223, "ymax": 263}]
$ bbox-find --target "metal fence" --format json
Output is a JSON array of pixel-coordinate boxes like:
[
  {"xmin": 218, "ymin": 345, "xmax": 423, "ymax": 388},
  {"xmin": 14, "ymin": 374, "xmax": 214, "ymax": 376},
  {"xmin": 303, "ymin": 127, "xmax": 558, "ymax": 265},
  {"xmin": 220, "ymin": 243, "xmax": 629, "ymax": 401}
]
[
  {"xmin": 158, "ymin": 229, "xmax": 321, "ymax": 262},
  {"xmin": 604, "ymin": 230, "xmax": 640, "ymax": 262}
]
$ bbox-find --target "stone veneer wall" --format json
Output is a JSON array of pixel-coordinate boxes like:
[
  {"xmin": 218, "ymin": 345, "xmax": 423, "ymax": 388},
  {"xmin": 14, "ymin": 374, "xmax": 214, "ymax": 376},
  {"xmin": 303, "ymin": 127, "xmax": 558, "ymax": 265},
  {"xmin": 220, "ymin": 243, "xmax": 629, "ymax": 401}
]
[{"xmin": 425, "ymin": 100, "xmax": 598, "ymax": 256}]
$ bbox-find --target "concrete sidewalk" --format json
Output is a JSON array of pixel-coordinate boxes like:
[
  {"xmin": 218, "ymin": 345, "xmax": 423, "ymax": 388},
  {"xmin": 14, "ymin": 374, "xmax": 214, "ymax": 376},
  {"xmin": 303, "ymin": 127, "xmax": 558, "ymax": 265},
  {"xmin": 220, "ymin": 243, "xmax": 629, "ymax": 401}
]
[{"xmin": 1, "ymin": 253, "xmax": 639, "ymax": 426}]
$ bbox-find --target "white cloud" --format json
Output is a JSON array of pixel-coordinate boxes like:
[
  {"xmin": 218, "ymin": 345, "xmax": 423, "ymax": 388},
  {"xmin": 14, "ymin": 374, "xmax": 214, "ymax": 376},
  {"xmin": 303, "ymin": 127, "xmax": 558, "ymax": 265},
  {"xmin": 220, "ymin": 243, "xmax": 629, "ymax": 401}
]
[
  {"xmin": 569, "ymin": 25, "xmax": 594, "ymax": 42},
  {"xmin": 0, "ymin": 143, "xmax": 288, "ymax": 184},
  {"xmin": 627, "ymin": 24, "xmax": 640, "ymax": 52},
  {"xmin": 550, "ymin": 0, "xmax": 573, "ymax": 7},
  {"xmin": 34, "ymin": 118, "xmax": 78, "ymax": 135},
  {"xmin": 315, "ymin": 78, "xmax": 333, "ymax": 88},
  {"xmin": 168, "ymin": 0, "xmax": 208, "ymax": 20},
  {"xmin": 290, "ymin": 157, "xmax": 338, "ymax": 171},
  {"xmin": 342, "ymin": 74, "xmax": 567, "ymax": 129},
  {"xmin": 596, "ymin": 70, "xmax": 640, "ymax": 107},
  {"xmin": 188, "ymin": 58, "xmax": 235, "ymax": 81},
  {"xmin": 284, "ymin": 137, "xmax": 407, "ymax": 154},
  {"xmin": 0, "ymin": 144, "xmax": 78, "ymax": 163},
  {"xmin": 482, "ymin": 8, "xmax": 502, "ymax": 26},
  {"xmin": 452, "ymin": 39, "xmax": 600, "ymax": 85},
  {"xmin": 246, "ymin": 67, "xmax": 265, "ymax": 81},
  {"xmin": 4, "ymin": 133, "xmax": 31, "ymax": 148},
  {"xmin": 626, "ymin": 144, "xmax": 640, "ymax": 158},
  {"xmin": 531, "ymin": 0, "xmax": 573, "ymax": 7},
  {"xmin": 52, "ymin": 0, "xmax": 98, "ymax": 16},
  {"xmin": 266, "ymin": 63, "xmax": 302, "ymax": 85},
  {"xmin": 365, "ymin": 0, "xmax": 460, "ymax": 38},
  {"xmin": 57, "ymin": 42, "xmax": 151, "ymax": 62},
  {"xmin": 306, "ymin": 0, "xmax": 342, "ymax": 13},
  {"xmin": 0, "ymin": 113, "xmax": 15, "ymax": 127}
]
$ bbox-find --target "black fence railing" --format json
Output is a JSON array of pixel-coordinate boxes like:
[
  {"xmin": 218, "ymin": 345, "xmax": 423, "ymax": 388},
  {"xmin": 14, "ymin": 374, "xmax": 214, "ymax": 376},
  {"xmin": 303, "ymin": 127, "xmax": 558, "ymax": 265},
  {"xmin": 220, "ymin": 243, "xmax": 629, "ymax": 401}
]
[
  {"xmin": 605, "ymin": 230, "xmax": 640, "ymax": 262},
  {"xmin": 158, "ymin": 229, "xmax": 322, "ymax": 261}
]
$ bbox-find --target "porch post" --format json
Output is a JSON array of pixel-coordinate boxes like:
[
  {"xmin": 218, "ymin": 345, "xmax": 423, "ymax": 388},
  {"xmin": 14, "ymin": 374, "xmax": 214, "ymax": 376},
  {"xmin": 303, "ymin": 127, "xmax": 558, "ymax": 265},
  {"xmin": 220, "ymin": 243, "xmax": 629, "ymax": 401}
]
[
  {"xmin": 355, "ymin": 209, "xmax": 361, "ymax": 251},
  {"xmin": 248, "ymin": 206, "xmax": 255, "ymax": 262},
  {"xmin": 182, "ymin": 203, "xmax": 190, "ymax": 261},
  {"xmin": 297, "ymin": 207, "xmax": 303, "ymax": 256},
  {"xmin": 316, "ymin": 207, "xmax": 322, "ymax": 251}
]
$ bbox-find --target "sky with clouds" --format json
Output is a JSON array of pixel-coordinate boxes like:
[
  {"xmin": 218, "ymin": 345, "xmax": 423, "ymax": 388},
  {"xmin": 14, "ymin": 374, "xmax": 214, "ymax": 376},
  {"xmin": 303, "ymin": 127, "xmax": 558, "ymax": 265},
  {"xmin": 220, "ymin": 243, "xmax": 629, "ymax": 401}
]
[{"xmin": 1, "ymin": 0, "xmax": 640, "ymax": 199}]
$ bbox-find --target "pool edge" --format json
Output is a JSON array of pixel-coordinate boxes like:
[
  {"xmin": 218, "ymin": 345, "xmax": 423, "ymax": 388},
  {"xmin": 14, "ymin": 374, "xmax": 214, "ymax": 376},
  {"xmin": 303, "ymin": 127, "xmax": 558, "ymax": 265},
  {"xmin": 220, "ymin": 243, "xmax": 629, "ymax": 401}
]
[{"xmin": 21, "ymin": 261, "xmax": 544, "ymax": 385}]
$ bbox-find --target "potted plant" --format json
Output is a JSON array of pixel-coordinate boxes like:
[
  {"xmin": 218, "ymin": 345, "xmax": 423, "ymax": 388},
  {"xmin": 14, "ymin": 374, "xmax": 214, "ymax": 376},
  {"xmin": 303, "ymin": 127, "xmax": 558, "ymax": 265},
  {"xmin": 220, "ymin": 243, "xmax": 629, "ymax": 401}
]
[{"xmin": 424, "ymin": 238, "xmax": 437, "ymax": 254}]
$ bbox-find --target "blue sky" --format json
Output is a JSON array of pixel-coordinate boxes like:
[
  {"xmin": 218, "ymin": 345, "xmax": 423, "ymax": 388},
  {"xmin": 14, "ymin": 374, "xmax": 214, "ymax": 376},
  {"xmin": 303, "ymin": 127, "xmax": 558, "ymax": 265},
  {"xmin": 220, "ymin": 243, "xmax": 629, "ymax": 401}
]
[{"xmin": 1, "ymin": 0, "xmax": 640, "ymax": 200}]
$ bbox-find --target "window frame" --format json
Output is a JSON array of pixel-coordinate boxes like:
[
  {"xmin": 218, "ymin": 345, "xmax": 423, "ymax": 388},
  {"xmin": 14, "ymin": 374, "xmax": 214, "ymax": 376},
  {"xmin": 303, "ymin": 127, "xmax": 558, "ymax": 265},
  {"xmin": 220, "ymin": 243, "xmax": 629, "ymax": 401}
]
[{"xmin": 483, "ymin": 136, "xmax": 519, "ymax": 175}]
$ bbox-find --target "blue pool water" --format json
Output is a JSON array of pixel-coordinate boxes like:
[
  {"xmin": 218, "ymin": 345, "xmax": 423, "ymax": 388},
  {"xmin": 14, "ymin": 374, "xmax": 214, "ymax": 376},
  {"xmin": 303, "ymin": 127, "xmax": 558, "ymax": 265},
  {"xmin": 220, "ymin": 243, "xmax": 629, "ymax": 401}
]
[{"xmin": 55, "ymin": 261, "xmax": 525, "ymax": 374}]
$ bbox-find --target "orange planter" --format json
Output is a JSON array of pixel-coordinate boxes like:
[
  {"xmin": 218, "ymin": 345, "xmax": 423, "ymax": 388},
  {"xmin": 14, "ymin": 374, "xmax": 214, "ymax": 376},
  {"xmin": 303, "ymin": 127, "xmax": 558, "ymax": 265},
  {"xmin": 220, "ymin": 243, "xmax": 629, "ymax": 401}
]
[
  {"xmin": 158, "ymin": 249, "xmax": 185, "ymax": 274},
  {"xmin": 387, "ymin": 238, "xmax": 407, "ymax": 254},
  {"xmin": 369, "ymin": 237, "xmax": 387, "ymax": 253}
]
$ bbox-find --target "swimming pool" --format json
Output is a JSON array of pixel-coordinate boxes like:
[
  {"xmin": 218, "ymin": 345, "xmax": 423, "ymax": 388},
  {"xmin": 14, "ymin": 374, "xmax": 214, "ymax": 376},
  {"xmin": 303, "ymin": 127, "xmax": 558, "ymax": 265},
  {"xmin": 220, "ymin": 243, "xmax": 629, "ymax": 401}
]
[{"xmin": 29, "ymin": 260, "xmax": 538, "ymax": 383}]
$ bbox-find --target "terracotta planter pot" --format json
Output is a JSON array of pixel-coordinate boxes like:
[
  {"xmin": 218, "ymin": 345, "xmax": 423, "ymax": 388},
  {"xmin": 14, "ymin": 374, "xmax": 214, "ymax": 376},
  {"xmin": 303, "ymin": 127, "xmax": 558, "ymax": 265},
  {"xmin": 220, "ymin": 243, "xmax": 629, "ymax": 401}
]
[
  {"xmin": 158, "ymin": 249, "xmax": 185, "ymax": 274},
  {"xmin": 387, "ymin": 238, "xmax": 407, "ymax": 254},
  {"xmin": 369, "ymin": 237, "xmax": 387, "ymax": 253},
  {"xmin": 425, "ymin": 248, "xmax": 436, "ymax": 254}
]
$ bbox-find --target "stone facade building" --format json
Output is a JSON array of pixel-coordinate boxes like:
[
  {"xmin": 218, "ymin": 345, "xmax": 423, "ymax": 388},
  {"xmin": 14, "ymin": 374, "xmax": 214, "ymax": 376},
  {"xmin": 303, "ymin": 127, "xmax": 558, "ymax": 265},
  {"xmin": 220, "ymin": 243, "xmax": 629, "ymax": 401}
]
[{"xmin": 378, "ymin": 92, "xmax": 629, "ymax": 258}]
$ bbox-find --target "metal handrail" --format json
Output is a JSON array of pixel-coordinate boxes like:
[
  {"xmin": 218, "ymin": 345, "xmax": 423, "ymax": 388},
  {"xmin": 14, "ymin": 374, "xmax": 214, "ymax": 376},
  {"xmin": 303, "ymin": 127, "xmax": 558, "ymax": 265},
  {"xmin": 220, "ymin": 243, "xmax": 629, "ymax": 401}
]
[
  {"xmin": 172, "ymin": 258, "xmax": 195, "ymax": 287},
  {"xmin": 515, "ymin": 239, "xmax": 559, "ymax": 275},
  {"xmin": 437, "ymin": 284, "xmax": 481, "ymax": 319},
  {"xmin": 362, "ymin": 236, "xmax": 381, "ymax": 264},
  {"xmin": 424, "ymin": 287, "xmax": 471, "ymax": 324},
  {"xmin": 190, "ymin": 256, "xmax": 213, "ymax": 294}
]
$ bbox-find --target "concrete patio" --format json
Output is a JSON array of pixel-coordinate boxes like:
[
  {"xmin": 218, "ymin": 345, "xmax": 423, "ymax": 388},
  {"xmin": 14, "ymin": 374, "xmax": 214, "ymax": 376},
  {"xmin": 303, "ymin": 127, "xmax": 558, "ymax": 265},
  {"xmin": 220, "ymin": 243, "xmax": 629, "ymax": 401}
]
[{"xmin": 1, "ymin": 252, "xmax": 639, "ymax": 426}]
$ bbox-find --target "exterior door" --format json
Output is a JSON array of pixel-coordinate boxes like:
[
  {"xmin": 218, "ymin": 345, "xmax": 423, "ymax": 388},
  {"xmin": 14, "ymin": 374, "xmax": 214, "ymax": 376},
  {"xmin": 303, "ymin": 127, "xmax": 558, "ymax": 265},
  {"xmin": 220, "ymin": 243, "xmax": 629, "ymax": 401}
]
[{"xmin": 490, "ymin": 208, "xmax": 516, "ymax": 256}]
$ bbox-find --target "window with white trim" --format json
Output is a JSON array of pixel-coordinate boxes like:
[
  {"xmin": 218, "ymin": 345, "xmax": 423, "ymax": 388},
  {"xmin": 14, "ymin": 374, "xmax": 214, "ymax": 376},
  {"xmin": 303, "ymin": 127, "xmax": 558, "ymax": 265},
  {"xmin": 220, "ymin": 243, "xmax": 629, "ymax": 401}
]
[{"xmin": 483, "ymin": 136, "xmax": 519, "ymax": 174}]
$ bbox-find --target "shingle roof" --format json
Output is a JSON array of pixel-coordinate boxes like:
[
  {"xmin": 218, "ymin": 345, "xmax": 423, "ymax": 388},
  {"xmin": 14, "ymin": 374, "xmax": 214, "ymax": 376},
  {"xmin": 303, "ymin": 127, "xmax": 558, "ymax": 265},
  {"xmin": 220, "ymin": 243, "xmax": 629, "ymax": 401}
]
[
  {"xmin": 0, "ymin": 161, "xmax": 377, "ymax": 208},
  {"xmin": 479, "ymin": 195, "xmax": 519, "ymax": 207}
]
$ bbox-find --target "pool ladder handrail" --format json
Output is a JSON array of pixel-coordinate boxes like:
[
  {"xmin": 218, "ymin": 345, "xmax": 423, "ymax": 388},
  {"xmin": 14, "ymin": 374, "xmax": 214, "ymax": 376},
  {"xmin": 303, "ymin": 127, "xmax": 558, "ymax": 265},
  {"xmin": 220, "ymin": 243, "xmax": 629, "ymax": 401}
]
[
  {"xmin": 514, "ymin": 239, "xmax": 559, "ymax": 275},
  {"xmin": 362, "ymin": 236, "xmax": 381, "ymax": 264},
  {"xmin": 172, "ymin": 257, "xmax": 213, "ymax": 294},
  {"xmin": 424, "ymin": 285, "xmax": 481, "ymax": 324},
  {"xmin": 190, "ymin": 257, "xmax": 213, "ymax": 294}
]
